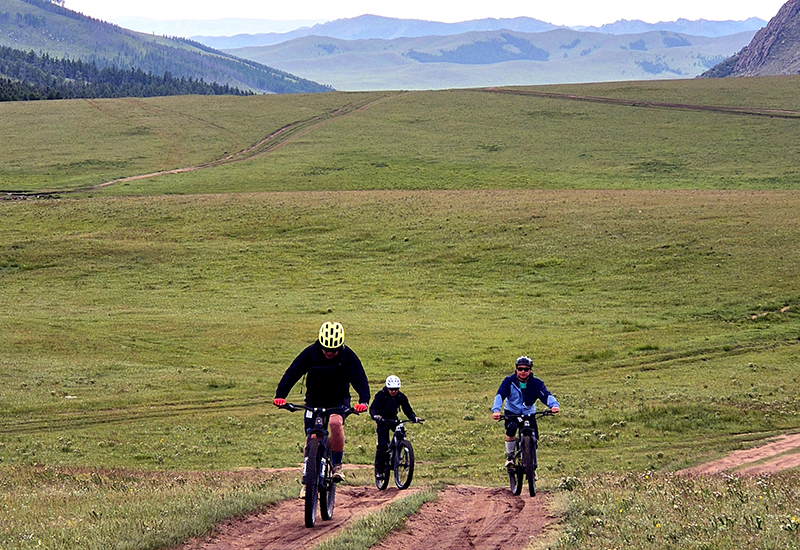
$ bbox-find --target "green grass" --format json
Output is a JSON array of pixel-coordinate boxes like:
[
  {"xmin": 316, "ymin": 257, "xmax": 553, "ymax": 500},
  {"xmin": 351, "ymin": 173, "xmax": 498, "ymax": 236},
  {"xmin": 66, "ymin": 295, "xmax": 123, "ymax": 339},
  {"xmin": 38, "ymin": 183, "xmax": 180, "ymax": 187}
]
[
  {"xmin": 0, "ymin": 465, "xmax": 299, "ymax": 550},
  {"xmin": 315, "ymin": 486, "xmax": 440, "ymax": 550},
  {"xmin": 3, "ymin": 77, "xmax": 800, "ymax": 195},
  {"xmin": 1, "ymin": 77, "xmax": 799, "ymax": 549},
  {"xmin": 552, "ymin": 471, "xmax": 800, "ymax": 549}
]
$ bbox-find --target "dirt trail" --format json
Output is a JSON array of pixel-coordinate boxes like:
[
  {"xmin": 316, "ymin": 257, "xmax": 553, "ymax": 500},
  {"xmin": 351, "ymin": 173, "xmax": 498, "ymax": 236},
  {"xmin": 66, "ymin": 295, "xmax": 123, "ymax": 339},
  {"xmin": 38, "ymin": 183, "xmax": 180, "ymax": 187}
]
[
  {"xmin": 179, "ymin": 484, "xmax": 556, "ymax": 550},
  {"xmin": 371, "ymin": 485, "xmax": 557, "ymax": 550},
  {"xmin": 680, "ymin": 433, "xmax": 800, "ymax": 476},
  {"xmin": 180, "ymin": 433, "xmax": 800, "ymax": 550},
  {"xmin": 181, "ymin": 485, "xmax": 412, "ymax": 550}
]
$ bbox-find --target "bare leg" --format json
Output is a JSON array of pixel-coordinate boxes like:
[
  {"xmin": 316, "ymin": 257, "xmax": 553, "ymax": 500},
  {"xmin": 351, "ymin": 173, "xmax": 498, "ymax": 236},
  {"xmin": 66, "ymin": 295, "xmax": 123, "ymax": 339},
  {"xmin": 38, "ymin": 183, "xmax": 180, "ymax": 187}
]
[{"xmin": 329, "ymin": 414, "xmax": 345, "ymax": 453}]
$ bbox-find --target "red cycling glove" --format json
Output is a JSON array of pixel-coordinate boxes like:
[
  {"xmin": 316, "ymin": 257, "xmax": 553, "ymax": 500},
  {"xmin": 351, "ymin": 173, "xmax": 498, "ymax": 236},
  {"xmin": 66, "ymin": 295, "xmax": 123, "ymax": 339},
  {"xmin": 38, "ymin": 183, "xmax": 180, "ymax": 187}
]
[
  {"xmin": 354, "ymin": 403, "xmax": 368, "ymax": 413},
  {"xmin": 273, "ymin": 398, "xmax": 287, "ymax": 407}
]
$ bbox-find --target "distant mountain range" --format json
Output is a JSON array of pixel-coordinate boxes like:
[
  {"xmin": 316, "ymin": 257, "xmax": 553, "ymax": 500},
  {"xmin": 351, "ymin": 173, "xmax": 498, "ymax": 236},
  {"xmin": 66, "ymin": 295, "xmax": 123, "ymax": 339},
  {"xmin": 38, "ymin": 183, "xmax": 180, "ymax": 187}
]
[
  {"xmin": 194, "ymin": 14, "xmax": 767, "ymax": 50},
  {"xmin": 0, "ymin": 0, "xmax": 331, "ymax": 93},
  {"xmin": 226, "ymin": 28, "xmax": 757, "ymax": 91}
]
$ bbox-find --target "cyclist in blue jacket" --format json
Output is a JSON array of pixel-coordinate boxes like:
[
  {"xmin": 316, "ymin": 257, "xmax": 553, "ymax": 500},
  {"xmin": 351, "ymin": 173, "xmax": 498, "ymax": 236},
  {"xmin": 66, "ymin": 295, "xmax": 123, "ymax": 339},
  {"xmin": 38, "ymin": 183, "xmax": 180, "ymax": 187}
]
[{"xmin": 491, "ymin": 356, "xmax": 560, "ymax": 467}]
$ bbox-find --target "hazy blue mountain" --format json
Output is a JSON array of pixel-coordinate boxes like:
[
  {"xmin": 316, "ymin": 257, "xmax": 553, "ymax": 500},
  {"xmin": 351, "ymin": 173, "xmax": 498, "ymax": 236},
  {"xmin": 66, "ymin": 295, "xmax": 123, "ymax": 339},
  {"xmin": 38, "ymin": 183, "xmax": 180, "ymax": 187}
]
[
  {"xmin": 227, "ymin": 28, "xmax": 756, "ymax": 91},
  {"xmin": 196, "ymin": 14, "xmax": 560, "ymax": 49},
  {"xmin": 0, "ymin": 0, "xmax": 332, "ymax": 93},
  {"xmin": 195, "ymin": 14, "xmax": 765, "ymax": 50},
  {"xmin": 576, "ymin": 17, "xmax": 766, "ymax": 37}
]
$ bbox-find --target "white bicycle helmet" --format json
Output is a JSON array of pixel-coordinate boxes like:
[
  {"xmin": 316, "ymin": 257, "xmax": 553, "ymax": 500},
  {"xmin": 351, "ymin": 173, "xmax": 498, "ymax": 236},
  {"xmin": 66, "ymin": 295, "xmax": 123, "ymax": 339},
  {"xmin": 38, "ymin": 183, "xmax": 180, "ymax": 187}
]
[{"xmin": 385, "ymin": 375, "xmax": 401, "ymax": 389}]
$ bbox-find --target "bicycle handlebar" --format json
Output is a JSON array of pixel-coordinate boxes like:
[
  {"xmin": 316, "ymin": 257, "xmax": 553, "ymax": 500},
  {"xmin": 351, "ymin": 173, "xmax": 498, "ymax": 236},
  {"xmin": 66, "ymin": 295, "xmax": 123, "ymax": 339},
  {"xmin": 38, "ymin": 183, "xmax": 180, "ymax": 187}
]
[
  {"xmin": 497, "ymin": 410, "xmax": 555, "ymax": 421},
  {"xmin": 372, "ymin": 417, "xmax": 424, "ymax": 425},
  {"xmin": 278, "ymin": 403, "xmax": 361, "ymax": 417}
]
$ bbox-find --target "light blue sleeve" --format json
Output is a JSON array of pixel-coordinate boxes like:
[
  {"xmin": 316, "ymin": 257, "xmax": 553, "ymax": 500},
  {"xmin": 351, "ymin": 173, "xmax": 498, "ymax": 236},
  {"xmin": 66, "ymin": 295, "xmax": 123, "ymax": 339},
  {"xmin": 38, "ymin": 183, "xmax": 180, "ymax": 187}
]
[
  {"xmin": 491, "ymin": 394, "xmax": 504, "ymax": 412},
  {"xmin": 546, "ymin": 395, "xmax": 559, "ymax": 409}
]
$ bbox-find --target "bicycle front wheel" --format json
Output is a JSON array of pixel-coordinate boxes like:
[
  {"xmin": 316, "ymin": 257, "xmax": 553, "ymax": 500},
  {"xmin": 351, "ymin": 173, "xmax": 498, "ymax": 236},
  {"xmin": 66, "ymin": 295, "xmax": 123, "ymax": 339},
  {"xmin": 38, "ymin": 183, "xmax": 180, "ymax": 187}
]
[
  {"xmin": 394, "ymin": 440, "xmax": 414, "ymax": 489},
  {"xmin": 320, "ymin": 472, "xmax": 336, "ymax": 521},
  {"xmin": 375, "ymin": 460, "xmax": 390, "ymax": 491},
  {"xmin": 521, "ymin": 435, "xmax": 536, "ymax": 497},
  {"xmin": 304, "ymin": 440, "xmax": 321, "ymax": 527},
  {"xmin": 509, "ymin": 459, "xmax": 523, "ymax": 496}
]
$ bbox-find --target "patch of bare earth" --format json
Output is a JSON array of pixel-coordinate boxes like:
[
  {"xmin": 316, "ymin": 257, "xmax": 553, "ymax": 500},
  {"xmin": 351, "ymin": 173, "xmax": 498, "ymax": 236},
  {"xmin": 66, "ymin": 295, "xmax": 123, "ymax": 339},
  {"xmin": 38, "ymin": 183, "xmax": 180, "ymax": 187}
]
[
  {"xmin": 178, "ymin": 484, "xmax": 557, "ymax": 550},
  {"xmin": 180, "ymin": 485, "xmax": 414, "ymax": 550},
  {"xmin": 679, "ymin": 433, "xmax": 800, "ymax": 476},
  {"xmin": 372, "ymin": 485, "xmax": 557, "ymax": 550}
]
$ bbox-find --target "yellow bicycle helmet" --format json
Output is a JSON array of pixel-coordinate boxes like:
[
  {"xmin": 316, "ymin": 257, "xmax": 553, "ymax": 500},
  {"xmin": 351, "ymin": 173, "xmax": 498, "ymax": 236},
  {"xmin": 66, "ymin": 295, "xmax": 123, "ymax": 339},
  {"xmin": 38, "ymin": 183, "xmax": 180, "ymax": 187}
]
[{"xmin": 318, "ymin": 321, "xmax": 345, "ymax": 349}]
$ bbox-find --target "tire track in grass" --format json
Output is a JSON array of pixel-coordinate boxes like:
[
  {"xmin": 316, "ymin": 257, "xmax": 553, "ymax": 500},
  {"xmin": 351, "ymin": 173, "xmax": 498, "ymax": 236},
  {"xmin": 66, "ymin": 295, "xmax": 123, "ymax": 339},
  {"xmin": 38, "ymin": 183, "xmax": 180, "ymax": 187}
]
[
  {"xmin": 483, "ymin": 87, "xmax": 800, "ymax": 119},
  {"xmin": 3, "ymin": 93, "xmax": 403, "ymax": 199},
  {"xmin": 0, "ymin": 396, "xmax": 268, "ymax": 435},
  {"xmin": 92, "ymin": 94, "xmax": 397, "ymax": 189}
]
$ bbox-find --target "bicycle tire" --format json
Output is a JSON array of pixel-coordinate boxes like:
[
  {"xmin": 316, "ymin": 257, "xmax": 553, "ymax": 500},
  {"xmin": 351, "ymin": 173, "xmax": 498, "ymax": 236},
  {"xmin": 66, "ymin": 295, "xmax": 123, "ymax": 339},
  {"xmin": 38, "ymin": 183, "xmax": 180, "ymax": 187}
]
[
  {"xmin": 320, "ymin": 460, "xmax": 336, "ymax": 521},
  {"xmin": 375, "ymin": 455, "xmax": 390, "ymax": 491},
  {"xmin": 522, "ymin": 435, "xmax": 536, "ymax": 497},
  {"xmin": 394, "ymin": 440, "xmax": 414, "ymax": 489},
  {"xmin": 304, "ymin": 439, "xmax": 321, "ymax": 528}
]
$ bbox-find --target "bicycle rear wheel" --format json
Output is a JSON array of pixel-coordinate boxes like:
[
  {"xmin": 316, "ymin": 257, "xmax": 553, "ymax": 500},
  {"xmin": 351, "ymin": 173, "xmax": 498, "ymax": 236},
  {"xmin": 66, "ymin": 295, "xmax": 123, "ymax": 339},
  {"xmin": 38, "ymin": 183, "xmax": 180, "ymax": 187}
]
[
  {"xmin": 304, "ymin": 440, "xmax": 321, "ymax": 527},
  {"xmin": 394, "ymin": 440, "xmax": 414, "ymax": 489},
  {"xmin": 522, "ymin": 435, "xmax": 536, "ymax": 497}
]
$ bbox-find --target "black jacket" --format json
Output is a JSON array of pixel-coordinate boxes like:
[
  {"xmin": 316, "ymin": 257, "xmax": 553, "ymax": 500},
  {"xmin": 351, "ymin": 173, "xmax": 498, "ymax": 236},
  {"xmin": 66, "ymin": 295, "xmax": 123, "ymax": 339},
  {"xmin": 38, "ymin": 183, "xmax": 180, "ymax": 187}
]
[
  {"xmin": 369, "ymin": 387, "xmax": 416, "ymax": 421},
  {"xmin": 275, "ymin": 342, "xmax": 370, "ymax": 408}
]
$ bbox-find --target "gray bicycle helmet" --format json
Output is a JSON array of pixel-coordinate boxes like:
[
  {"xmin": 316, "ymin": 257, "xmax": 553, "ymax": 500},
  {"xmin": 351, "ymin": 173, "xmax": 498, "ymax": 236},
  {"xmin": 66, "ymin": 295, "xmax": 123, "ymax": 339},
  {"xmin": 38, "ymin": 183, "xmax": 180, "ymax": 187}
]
[{"xmin": 515, "ymin": 356, "xmax": 533, "ymax": 368}]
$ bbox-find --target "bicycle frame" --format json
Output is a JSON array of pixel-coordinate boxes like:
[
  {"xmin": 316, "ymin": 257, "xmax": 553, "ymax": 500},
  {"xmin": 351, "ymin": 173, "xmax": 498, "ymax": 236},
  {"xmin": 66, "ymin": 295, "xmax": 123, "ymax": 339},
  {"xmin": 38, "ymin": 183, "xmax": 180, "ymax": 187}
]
[
  {"xmin": 499, "ymin": 410, "xmax": 553, "ymax": 497},
  {"xmin": 280, "ymin": 403, "xmax": 357, "ymax": 527},
  {"xmin": 374, "ymin": 417, "xmax": 420, "ymax": 490}
]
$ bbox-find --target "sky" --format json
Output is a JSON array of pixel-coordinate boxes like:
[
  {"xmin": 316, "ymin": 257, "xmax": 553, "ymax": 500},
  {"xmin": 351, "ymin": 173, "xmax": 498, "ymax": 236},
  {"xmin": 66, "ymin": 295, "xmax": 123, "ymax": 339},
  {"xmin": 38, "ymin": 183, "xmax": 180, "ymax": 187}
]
[{"xmin": 63, "ymin": 0, "xmax": 788, "ymax": 31}]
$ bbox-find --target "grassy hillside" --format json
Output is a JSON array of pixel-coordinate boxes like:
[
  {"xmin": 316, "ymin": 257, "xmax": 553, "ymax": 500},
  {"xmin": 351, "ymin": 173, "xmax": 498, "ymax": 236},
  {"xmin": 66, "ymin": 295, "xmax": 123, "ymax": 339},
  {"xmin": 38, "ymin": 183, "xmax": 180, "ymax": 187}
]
[
  {"xmin": 0, "ymin": 0, "xmax": 332, "ymax": 93},
  {"xmin": 2, "ymin": 77, "xmax": 799, "ymax": 195},
  {"xmin": 1, "ymin": 77, "xmax": 799, "ymax": 548},
  {"xmin": 226, "ymin": 28, "xmax": 755, "ymax": 91}
]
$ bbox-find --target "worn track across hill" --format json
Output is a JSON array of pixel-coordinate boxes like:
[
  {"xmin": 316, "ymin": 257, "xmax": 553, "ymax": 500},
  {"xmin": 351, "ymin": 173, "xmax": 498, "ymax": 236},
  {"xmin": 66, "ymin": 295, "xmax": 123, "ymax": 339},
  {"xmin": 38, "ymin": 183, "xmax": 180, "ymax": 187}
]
[
  {"xmin": 2, "ymin": 93, "xmax": 401, "ymax": 199},
  {"xmin": 483, "ymin": 87, "xmax": 800, "ymax": 119}
]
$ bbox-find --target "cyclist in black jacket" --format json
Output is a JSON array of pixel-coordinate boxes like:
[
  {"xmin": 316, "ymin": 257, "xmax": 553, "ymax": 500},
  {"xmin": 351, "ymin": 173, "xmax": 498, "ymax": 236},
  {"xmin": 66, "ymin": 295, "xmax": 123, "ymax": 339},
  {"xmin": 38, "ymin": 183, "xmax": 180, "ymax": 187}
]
[
  {"xmin": 274, "ymin": 322, "xmax": 370, "ymax": 486},
  {"xmin": 369, "ymin": 375, "xmax": 420, "ymax": 479}
]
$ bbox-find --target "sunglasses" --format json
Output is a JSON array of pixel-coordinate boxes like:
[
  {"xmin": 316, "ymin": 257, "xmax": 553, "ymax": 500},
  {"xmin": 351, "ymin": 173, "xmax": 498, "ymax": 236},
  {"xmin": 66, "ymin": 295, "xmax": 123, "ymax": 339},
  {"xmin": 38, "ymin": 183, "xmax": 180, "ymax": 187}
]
[{"xmin": 516, "ymin": 366, "xmax": 531, "ymax": 372}]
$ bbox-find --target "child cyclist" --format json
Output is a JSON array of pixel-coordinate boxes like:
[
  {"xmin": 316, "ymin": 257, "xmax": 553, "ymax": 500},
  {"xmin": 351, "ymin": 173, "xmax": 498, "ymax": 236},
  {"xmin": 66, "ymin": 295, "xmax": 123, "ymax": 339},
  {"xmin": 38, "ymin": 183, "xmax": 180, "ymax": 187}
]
[
  {"xmin": 369, "ymin": 375, "xmax": 422, "ymax": 480},
  {"xmin": 491, "ymin": 356, "xmax": 560, "ymax": 467}
]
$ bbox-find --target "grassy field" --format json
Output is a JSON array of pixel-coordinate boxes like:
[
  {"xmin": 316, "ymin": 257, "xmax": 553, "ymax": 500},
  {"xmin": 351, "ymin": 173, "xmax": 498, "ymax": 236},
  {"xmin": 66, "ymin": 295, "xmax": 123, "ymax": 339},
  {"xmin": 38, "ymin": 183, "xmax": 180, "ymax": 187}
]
[
  {"xmin": 1, "ymin": 76, "xmax": 799, "ymax": 549},
  {"xmin": 3, "ymin": 77, "xmax": 800, "ymax": 195}
]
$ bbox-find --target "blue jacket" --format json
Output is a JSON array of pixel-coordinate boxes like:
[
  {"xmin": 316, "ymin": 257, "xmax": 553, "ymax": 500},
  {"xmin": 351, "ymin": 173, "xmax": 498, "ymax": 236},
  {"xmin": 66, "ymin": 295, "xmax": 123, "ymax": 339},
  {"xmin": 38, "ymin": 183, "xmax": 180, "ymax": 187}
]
[{"xmin": 492, "ymin": 373, "xmax": 559, "ymax": 415}]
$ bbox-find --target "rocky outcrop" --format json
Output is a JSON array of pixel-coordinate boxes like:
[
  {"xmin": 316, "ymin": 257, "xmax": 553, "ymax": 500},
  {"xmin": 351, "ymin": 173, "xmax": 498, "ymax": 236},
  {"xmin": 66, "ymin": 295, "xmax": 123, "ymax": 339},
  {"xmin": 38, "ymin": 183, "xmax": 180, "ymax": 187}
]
[{"xmin": 701, "ymin": 0, "xmax": 800, "ymax": 77}]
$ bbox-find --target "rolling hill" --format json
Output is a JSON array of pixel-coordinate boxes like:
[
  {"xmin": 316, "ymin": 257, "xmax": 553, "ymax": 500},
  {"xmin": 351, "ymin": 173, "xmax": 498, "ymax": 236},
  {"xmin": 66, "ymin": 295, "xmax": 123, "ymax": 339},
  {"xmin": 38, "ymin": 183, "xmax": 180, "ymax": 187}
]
[
  {"xmin": 0, "ymin": 0, "xmax": 332, "ymax": 93},
  {"xmin": 227, "ymin": 28, "xmax": 756, "ymax": 91}
]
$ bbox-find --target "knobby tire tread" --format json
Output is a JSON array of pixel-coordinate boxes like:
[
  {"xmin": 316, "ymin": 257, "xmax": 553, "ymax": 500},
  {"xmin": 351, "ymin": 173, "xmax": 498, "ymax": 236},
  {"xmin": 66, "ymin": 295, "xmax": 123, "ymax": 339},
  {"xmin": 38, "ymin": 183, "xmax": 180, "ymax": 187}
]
[
  {"xmin": 395, "ymin": 440, "xmax": 415, "ymax": 490},
  {"xmin": 304, "ymin": 439, "xmax": 321, "ymax": 528},
  {"xmin": 319, "ymin": 448, "xmax": 335, "ymax": 521},
  {"xmin": 522, "ymin": 435, "xmax": 536, "ymax": 497}
]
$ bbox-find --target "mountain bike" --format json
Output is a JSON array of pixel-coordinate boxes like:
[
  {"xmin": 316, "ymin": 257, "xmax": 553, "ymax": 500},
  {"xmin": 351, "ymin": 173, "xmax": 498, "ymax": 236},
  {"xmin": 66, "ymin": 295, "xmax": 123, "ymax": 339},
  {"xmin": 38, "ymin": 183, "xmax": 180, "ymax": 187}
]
[
  {"xmin": 373, "ymin": 417, "xmax": 423, "ymax": 491},
  {"xmin": 499, "ymin": 410, "xmax": 554, "ymax": 497},
  {"xmin": 279, "ymin": 403, "xmax": 360, "ymax": 527}
]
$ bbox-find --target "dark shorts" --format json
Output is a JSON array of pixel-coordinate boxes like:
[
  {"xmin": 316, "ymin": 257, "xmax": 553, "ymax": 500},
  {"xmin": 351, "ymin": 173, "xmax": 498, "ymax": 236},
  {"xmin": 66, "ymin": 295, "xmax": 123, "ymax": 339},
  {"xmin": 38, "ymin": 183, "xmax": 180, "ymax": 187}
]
[
  {"xmin": 504, "ymin": 416, "xmax": 539, "ymax": 440},
  {"xmin": 303, "ymin": 397, "xmax": 351, "ymax": 433}
]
